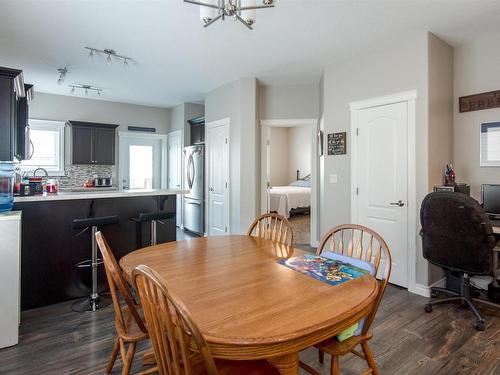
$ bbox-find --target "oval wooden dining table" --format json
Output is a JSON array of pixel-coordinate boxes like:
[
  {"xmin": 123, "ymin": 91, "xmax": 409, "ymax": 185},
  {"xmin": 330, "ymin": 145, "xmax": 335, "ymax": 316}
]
[{"xmin": 120, "ymin": 235, "xmax": 379, "ymax": 375}]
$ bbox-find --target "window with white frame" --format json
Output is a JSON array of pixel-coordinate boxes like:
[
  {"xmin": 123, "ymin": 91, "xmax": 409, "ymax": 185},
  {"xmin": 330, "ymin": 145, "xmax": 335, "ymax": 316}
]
[{"xmin": 20, "ymin": 119, "xmax": 65, "ymax": 175}]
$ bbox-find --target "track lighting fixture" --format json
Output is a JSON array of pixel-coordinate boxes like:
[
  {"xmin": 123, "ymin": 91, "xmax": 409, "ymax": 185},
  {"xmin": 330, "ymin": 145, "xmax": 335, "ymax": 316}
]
[
  {"xmin": 57, "ymin": 67, "xmax": 68, "ymax": 85},
  {"xmin": 68, "ymin": 84, "xmax": 103, "ymax": 96},
  {"xmin": 84, "ymin": 46, "xmax": 132, "ymax": 67}
]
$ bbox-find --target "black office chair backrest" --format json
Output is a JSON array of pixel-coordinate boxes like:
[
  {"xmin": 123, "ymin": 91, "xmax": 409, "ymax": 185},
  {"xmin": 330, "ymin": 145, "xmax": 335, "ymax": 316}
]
[{"xmin": 420, "ymin": 192, "xmax": 496, "ymax": 275}]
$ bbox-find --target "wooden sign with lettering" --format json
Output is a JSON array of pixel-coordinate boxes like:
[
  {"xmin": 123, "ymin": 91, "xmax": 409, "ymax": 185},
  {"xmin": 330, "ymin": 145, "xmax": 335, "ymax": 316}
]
[
  {"xmin": 459, "ymin": 90, "xmax": 500, "ymax": 113},
  {"xmin": 327, "ymin": 132, "xmax": 346, "ymax": 155}
]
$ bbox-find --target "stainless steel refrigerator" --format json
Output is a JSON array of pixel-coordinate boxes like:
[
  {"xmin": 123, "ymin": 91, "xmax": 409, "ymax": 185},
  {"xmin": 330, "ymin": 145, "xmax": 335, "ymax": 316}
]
[{"xmin": 183, "ymin": 145, "xmax": 204, "ymax": 235}]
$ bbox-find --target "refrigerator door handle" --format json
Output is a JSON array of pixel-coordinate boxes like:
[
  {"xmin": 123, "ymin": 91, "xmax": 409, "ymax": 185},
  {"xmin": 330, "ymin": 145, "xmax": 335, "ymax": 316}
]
[{"xmin": 187, "ymin": 154, "xmax": 194, "ymax": 189}]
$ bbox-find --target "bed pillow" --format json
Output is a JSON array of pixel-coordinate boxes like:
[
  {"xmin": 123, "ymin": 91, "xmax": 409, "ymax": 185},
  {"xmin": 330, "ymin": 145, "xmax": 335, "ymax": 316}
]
[{"xmin": 289, "ymin": 179, "xmax": 311, "ymax": 188}]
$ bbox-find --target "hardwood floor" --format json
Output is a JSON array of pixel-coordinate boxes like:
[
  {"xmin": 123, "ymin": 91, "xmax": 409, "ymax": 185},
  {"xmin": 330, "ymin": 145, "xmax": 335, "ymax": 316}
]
[{"xmin": 0, "ymin": 286, "xmax": 498, "ymax": 374}]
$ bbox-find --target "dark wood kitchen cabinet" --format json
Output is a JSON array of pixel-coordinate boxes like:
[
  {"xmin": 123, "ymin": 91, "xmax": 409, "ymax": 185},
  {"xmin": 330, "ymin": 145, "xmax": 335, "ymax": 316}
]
[
  {"xmin": 15, "ymin": 84, "xmax": 34, "ymax": 161},
  {"xmin": 0, "ymin": 67, "xmax": 25, "ymax": 162},
  {"xmin": 68, "ymin": 120, "xmax": 118, "ymax": 165},
  {"xmin": 14, "ymin": 194, "xmax": 177, "ymax": 310}
]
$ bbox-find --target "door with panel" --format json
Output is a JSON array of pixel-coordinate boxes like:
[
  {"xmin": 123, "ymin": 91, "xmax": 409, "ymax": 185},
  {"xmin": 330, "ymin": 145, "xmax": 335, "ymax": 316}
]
[
  {"xmin": 168, "ymin": 131, "xmax": 182, "ymax": 226},
  {"xmin": 353, "ymin": 101, "xmax": 408, "ymax": 287},
  {"xmin": 206, "ymin": 122, "xmax": 229, "ymax": 236}
]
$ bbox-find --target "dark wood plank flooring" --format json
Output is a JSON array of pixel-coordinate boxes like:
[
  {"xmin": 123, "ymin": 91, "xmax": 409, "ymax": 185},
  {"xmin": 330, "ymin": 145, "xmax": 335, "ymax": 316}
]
[{"xmin": 0, "ymin": 286, "xmax": 499, "ymax": 374}]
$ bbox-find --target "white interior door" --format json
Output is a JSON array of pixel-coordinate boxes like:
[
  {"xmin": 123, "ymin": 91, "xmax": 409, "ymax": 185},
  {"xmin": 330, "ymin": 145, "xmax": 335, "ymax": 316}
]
[
  {"xmin": 353, "ymin": 101, "xmax": 408, "ymax": 287},
  {"xmin": 168, "ymin": 131, "xmax": 183, "ymax": 226},
  {"xmin": 206, "ymin": 121, "xmax": 229, "ymax": 236},
  {"xmin": 120, "ymin": 135, "xmax": 163, "ymax": 190}
]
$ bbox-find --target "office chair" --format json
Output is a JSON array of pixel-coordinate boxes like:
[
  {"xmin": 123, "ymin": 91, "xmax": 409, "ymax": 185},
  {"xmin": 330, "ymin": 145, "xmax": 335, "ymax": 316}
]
[{"xmin": 420, "ymin": 192, "xmax": 500, "ymax": 331}]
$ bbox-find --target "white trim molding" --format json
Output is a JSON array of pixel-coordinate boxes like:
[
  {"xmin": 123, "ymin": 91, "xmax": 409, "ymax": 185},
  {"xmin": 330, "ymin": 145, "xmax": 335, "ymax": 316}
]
[
  {"xmin": 260, "ymin": 118, "xmax": 318, "ymax": 128},
  {"xmin": 350, "ymin": 90, "xmax": 419, "ymax": 293},
  {"xmin": 412, "ymin": 278, "xmax": 446, "ymax": 298},
  {"xmin": 349, "ymin": 90, "xmax": 418, "ymax": 111},
  {"xmin": 118, "ymin": 131, "xmax": 168, "ymax": 190},
  {"xmin": 260, "ymin": 118, "xmax": 320, "ymax": 247},
  {"xmin": 20, "ymin": 119, "xmax": 66, "ymax": 176}
]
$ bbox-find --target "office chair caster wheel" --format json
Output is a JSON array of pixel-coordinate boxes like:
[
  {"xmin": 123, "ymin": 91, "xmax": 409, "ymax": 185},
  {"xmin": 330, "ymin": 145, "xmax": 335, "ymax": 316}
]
[
  {"xmin": 430, "ymin": 290, "xmax": 439, "ymax": 298},
  {"xmin": 474, "ymin": 320, "xmax": 485, "ymax": 331},
  {"xmin": 424, "ymin": 304, "xmax": 433, "ymax": 313}
]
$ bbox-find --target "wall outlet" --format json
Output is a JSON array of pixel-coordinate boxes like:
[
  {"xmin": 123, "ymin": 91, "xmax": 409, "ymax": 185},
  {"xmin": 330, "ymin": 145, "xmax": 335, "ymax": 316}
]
[{"xmin": 330, "ymin": 174, "xmax": 338, "ymax": 184}]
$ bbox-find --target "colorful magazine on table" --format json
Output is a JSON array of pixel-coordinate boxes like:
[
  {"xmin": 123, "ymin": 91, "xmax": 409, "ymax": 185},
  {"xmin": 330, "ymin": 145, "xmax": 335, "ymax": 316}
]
[{"xmin": 278, "ymin": 254, "xmax": 369, "ymax": 286}]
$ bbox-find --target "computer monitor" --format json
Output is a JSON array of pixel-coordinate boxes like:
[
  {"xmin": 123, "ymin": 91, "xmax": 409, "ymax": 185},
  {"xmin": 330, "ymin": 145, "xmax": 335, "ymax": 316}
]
[{"xmin": 481, "ymin": 184, "xmax": 500, "ymax": 217}]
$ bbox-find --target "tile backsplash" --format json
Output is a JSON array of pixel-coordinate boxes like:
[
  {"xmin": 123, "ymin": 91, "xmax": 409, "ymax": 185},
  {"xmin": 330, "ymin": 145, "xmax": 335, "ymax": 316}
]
[{"xmin": 58, "ymin": 165, "xmax": 114, "ymax": 188}]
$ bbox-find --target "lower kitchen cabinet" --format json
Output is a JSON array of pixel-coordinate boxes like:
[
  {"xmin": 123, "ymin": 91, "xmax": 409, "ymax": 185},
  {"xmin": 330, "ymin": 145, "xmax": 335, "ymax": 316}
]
[{"xmin": 14, "ymin": 195, "xmax": 176, "ymax": 310}]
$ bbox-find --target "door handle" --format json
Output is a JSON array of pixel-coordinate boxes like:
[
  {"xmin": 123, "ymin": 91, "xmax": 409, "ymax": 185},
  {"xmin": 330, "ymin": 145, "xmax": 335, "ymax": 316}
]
[
  {"xmin": 390, "ymin": 200, "xmax": 405, "ymax": 207},
  {"xmin": 209, "ymin": 187, "xmax": 214, "ymax": 192}
]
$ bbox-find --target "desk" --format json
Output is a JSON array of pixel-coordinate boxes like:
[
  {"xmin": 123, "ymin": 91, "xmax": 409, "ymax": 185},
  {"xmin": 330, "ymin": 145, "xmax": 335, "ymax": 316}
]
[{"xmin": 120, "ymin": 235, "xmax": 378, "ymax": 375}]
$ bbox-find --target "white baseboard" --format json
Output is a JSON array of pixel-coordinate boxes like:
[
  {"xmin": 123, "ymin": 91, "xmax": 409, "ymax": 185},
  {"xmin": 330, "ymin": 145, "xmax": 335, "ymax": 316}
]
[{"xmin": 408, "ymin": 277, "xmax": 446, "ymax": 298}]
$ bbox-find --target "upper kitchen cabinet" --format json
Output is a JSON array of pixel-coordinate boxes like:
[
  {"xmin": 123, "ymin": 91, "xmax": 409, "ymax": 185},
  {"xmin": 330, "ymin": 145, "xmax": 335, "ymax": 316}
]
[
  {"xmin": 15, "ymin": 84, "xmax": 34, "ymax": 161},
  {"xmin": 0, "ymin": 67, "xmax": 26, "ymax": 162},
  {"xmin": 68, "ymin": 121, "xmax": 118, "ymax": 165}
]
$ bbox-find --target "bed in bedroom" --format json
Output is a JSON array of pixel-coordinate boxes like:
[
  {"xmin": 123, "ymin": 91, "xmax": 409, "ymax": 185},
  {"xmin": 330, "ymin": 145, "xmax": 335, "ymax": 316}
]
[{"xmin": 269, "ymin": 171, "xmax": 311, "ymax": 218}]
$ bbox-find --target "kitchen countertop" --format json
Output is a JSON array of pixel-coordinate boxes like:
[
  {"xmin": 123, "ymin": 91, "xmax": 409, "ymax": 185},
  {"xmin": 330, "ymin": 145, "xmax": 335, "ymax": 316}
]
[{"xmin": 14, "ymin": 188, "xmax": 189, "ymax": 203}]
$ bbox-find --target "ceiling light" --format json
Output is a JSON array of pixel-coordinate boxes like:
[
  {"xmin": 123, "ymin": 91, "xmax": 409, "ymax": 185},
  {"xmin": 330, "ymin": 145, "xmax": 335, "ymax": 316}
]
[
  {"xmin": 68, "ymin": 84, "xmax": 103, "ymax": 96},
  {"xmin": 185, "ymin": 0, "xmax": 274, "ymax": 29},
  {"xmin": 84, "ymin": 46, "xmax": 133, "ymax": 66},
  {"xmin": 57, "ymin": 67, "xmax": 68, "ymax": 85}
]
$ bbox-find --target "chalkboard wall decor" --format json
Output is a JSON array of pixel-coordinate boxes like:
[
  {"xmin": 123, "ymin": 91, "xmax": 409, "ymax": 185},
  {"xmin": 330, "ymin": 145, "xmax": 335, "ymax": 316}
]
[{"xmin": 327, "ymin": 132, "xmax": 347, "ymax": 155}]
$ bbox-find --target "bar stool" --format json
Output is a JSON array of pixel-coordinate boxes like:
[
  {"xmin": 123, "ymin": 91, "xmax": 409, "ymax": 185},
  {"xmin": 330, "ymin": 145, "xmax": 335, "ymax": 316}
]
[
  {"xmin": 132, "ymin": 211, "xmax": 174, "ymax": 246},
  {"xmin": 72, "ymin": 215, "xmax": 119, "ymax": 312}
]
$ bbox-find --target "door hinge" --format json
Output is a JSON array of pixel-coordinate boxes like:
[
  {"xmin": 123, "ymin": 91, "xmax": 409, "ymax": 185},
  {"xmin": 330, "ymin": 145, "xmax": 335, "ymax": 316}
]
[
  {"xmin": 224, "ymin": 226, "xmax": 228, "ymax": 233},
  {"xmin": 356, "ymin": 187, "xmax": 359, "ymax": 195},
  {"xmin": 356, "ymin": 128, "xmax": 359, "ymax": 136},
  {"xmin": 266, "ymin": 139, "xmax": 270, "ymax": 146},
  {"xmin": 225, "ymin": 182, "xmax": 228, "ymax": 188},
  {"xmin": 225, "ymin": 138, "xmax": 228, "ymax": 144}
]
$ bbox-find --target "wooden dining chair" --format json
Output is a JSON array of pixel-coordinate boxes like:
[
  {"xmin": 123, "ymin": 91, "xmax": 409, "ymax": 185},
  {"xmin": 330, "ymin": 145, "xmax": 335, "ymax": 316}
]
[
  {"xmin": 95, "ymin": 231, "xmax": 157, "ymax": 375},
  {"xmin": 247, "ymin": 213, "xmax": 294, "ymax": 246},
  {"xmin": 132, "ymin": 264, "xmax": 280, "ymax": 375},
  {"xmin": 299, "ymin": 224, "xmax": 392, "ymax": 375}
]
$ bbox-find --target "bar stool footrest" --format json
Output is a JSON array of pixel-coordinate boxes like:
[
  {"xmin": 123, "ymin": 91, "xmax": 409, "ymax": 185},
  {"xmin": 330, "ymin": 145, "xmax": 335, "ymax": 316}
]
[{"xmin": 75, "ymin": 259, "xmax": 104, "ymax": 268}]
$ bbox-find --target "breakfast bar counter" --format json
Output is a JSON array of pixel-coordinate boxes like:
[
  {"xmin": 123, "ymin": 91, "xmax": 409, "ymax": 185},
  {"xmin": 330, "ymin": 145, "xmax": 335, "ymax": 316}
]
[{"xmin": 14, "ymin": 189, "xmax": 187, "ymax": 310}]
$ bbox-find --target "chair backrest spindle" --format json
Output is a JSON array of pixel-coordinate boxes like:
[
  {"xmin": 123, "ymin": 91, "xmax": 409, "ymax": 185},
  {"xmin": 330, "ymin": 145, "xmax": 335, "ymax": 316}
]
[
  {"xmin": 317, "ymin": 224, "xmax": 392, "ymax": 335},
  {"xmin": 133, "ymin": 265, "xmax": 220, "ymax": 375},
  {"xmin": 247, "ymin": 213, "xmax": 294, "ymax": 247}
]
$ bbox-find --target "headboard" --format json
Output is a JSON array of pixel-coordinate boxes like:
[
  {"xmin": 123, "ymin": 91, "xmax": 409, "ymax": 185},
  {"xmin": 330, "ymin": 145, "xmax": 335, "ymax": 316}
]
[{"xmin": 296, "ymin": 170, "xmax": 311, "ymax": 181}]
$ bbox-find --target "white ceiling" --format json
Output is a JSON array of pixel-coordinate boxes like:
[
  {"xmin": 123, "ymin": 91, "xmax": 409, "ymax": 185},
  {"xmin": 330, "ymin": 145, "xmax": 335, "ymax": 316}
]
[{"xmin": 1, "ymin": 0, "xmax": 499, "ymax": 108}]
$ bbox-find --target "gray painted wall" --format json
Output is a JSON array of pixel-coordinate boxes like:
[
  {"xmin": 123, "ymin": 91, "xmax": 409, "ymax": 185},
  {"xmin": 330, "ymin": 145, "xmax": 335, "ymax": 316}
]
[
  {"xmin": 205, "ymin": 77, "xmax": 258, "ymax": 234},
  {"xmin": 453, "ymin": 32, "xmax": 500, "ymax": 200},
  {"xmin": 169, "ymin": 102, "xmax": 204, "ymax": 146},
  {"xmin": 259, "ymin": 83, "xmax": 319, "ymax": 120},
  {"xmin": 427, "ymin": 33, "xmax": 454, "ymax": 284},
  {"xmin": 321, "ymin": 32, "xmax": 431, "ymax": 286},
  {"xmin": 31, "ymin": 92, "xmax": 170, "ymax": 133}
]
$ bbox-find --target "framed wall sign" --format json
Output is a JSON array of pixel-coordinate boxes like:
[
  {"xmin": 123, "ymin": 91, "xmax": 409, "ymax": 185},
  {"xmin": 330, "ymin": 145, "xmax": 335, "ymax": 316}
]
[
  {"xmin": 327, "ymin": 132, "xmax": 347, "ymax": 155},
  {"xmin": 480, "ymin": 121, "xmax": 500, "ymax": 166}
]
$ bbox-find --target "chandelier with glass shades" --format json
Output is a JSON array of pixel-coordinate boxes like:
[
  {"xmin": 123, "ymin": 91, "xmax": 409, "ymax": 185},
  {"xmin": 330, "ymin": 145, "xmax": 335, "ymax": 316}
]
[{"xmin": 184, "ymin": 0, "xmax": 274, "ymax": 29}]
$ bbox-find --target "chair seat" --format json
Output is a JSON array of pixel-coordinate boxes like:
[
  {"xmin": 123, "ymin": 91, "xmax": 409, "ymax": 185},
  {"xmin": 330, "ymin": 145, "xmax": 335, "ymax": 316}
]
[
  {"xmin": 118, "ymin": 304, "xmax": 149, "ymax": 342},
  {"xmin": 316, "ymin": 331, "xmax": 373, "ymax": 356},
  {"xmin": 190, "ymin": 356, "xmax": 280, "ymax": 375}
]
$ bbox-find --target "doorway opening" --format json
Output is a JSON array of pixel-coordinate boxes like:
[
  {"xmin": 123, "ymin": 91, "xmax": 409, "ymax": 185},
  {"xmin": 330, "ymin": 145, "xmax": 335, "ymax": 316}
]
[
  {"xmin": 118, "ymin": 132, "xmax": 167, "ymax": 190},
  {"xmin": 261, "ymin": 119, "xmax": 319, "ymax": 250}
]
